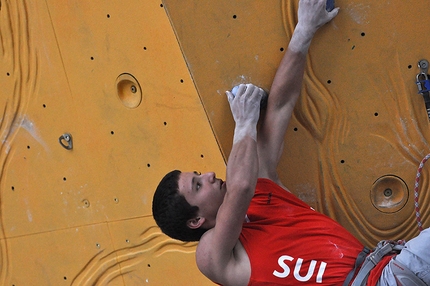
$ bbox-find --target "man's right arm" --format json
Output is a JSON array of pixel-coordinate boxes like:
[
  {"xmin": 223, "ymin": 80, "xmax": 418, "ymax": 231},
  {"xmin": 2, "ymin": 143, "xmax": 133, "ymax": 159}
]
[{"xmin": 196, "ymin": 84, "xmax": 263, "ymax": 285}]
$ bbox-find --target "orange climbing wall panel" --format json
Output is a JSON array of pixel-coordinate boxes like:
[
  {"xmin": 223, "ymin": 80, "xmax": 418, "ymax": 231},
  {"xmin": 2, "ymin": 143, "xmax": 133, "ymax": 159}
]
[{"xmin": 0, "ymin": 0, "xmax": 429, "ymax": 285}]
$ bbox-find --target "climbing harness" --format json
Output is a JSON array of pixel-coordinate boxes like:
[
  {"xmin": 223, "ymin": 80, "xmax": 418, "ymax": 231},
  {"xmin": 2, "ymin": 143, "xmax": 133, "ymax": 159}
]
[
  {"xmin": 349, "ymin": 240, "xmax": 405, "ymax": 286},
  {"xmin": 416, "ymin": 59, "xmax": 430, "ymax": 120},
  {"xmin": 343, "ymin": 247, "xmax": 370, "ymax": 286},
  {"xmin": 347, "ymin": 240, "xmax": 427, "ymax": 286}
]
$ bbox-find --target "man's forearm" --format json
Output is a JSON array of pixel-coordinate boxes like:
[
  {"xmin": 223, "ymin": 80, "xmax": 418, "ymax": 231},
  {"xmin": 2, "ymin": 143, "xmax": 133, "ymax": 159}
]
[
  {"xmin": 227, "ymin": 133, "xmax": 258, "ymax": 195},
  {"xmin": 268, "ymin": 26, "xmax": 311, "ymax": 111},
  {"xmin": 225, "ymin": 84, "xmax": 262, "ymax": 198},
  {"xmin": 269, "ymin": 0, "xmax": 339, "ymax": 110}
]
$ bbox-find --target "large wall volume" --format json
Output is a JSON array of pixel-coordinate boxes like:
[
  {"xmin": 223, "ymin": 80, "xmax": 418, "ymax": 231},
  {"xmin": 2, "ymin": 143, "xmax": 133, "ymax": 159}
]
[{"xmin": 0, "ymin": 0, "xmax": 429, "ymax": 285}]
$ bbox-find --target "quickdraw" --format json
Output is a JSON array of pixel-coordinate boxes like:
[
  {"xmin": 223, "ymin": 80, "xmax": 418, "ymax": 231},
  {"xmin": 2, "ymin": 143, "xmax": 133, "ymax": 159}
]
[{"xmin": 416, "ymin": 59, "xmax": 430, "ymax": 120}]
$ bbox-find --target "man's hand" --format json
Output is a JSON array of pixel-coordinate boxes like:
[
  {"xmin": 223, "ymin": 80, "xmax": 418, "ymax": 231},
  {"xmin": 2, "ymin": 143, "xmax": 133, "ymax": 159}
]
[
  {"xmin": 298, "ymin": 0, "xmax": 339, "ymax": 34},
  {"xmin": 226, "ymin": 84, "xmax": 264, "ymax": 144},
  {"xmin": 289, "ymin": 0, "xmax": 339, "ymax": 54}
]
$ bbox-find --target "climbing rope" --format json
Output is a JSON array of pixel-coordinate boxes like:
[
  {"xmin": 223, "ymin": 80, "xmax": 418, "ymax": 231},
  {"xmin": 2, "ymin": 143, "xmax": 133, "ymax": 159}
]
[{"xmin": 414, "ymin": 153, "xmax": 430, "ymax": 232}]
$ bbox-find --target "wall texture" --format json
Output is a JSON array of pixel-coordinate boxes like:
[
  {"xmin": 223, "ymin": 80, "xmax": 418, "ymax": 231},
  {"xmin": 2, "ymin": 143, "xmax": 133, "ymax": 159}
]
[{"xmin": 0, "ymin": 0, "xmax": 429, "ymax": 285}]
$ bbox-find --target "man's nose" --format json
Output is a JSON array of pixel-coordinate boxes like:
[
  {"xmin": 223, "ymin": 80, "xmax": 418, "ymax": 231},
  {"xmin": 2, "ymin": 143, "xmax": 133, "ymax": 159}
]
[{"xmin": 203, "ymin": 172, "xmax": 216, "ymax": 183}]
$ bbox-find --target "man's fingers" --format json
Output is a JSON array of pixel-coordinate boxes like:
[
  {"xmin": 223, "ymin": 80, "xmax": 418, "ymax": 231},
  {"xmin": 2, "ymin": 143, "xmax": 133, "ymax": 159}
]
[
  {"xmin": 237, "ymin": 84, "xmax": 247, "ymax": 97},
  {"xmin": 327, "ymin": 7, "xmax": 339, "ymax": 19},
  {"xmin": 244, "ymin": 84, "xmax": 256, "ymax": 98},
  {"xmin": 251, "ymin": 85, "xmax": 261, "ymax": 99},
  {"xmin": 226, "ymin": 91, "xmax": 234, "ymax": 103},
  {"xmin": 227, "ymin": 83, "xmax": 264, "ymax": 104}
]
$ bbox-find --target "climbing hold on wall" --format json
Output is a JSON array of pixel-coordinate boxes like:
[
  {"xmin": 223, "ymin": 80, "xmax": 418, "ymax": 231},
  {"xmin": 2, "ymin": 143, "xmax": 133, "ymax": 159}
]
[
  {"xmin": 59, "ymin": 133, "xmax": 73, "ymax": 150},
  {"xmin": 370, "ymin": 175, "xmax": 408, "ymax": 213},
  {"xmin": 116, "ymin": 73, "xmax": 142, "ymax": 109},
  {"xmin": 326, "ymin": 0, "xmax": 335, "ymax": 12}
]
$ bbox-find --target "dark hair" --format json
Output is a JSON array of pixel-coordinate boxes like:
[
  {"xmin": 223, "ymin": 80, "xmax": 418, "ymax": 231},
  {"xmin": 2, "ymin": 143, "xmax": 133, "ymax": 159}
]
[{"xmin": 152, "ymin": 170, "xmax": 208, "ymax": 242}]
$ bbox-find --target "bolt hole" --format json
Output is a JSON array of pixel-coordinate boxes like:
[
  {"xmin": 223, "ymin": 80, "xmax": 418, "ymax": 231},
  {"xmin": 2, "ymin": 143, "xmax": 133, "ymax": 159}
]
[
  {"xmin": 6, "ymin": 72, "xmax": 10, "ymax": 76},
  {"xmin": 27, "ymin": 145, "xmax": 30, "ymax": 149},
  {"xmin": 64, "ymin": 276, "xmax": 67, "ymax": 280},
  {"xmin": 408, "ymin": 65, "xmax": 412, "ymax": 69},
  {"xmin": 126, "ymin": 239, "xmax": 130, "ymax": 243},
  {"xmin": 11, "ymin": 186, "xmax": 14, "ymax": 191},
  {"xmin": 143, "ymin": 47, "xmax": 147, "ymax": 50},
  {"xmin": 43, "ymin": 104, "xmax": 46, "ymax": 108},
  {"xmin": 340, "ymin": 160, "xmax": 345, "ymax": 164},
  {"xmin": 147, "ymin": 163, "xmax": 151, "ymax": 167},
  {"xmin": 233, "ymin": 15, "xmax": 237, "ymax": 19},
  {"xmin": 280, "ymin": 47, "xmax": 284, "ymax": 52},
  {"xmin": 200, "ymin": 154, "xmax": 204, "ymax": 158},
  {"xmin": 180, "ymin": 79, "xmax": 184, "ymax": 83},
  {"xmin": 160, "ymin": 3, "xmax": 163, "ymax": 7},
  {"xmin": 374, "ymin": 112, "xmax": 379, "ymax": 116},
  {"xmin": 90, "ymin": 56, "xmax": 94, "ymax": 60},
  {"xmin": 111, "ymin": 131, "xmax": 115, "ymax": 135},
  {"xmin": 63, "ymin": 177, "xmax": 67, "ymax": 181},
  {"xmin": 107, "ymin": 14, "xmax": 110, "ymax": 18},
  {"xmin": 293, "ymin": 127, "xmax": 298, "ymax": 131},
  {"xmin": 361, "ymin": 32, "xmax": 366, "ymax": 36},
  {"xmin": 384, "ymin": 188, "xmax": 393, "ymax": 197},
  {"xmin": 148, "ymin": 264, "xmax": 151, "ymax": 267},
  {"xmin": 327, "ymin": 80, "xmax": 332, "ymax": 84},
  {"xmin": 163, "ymin": 122, "xmax": 167, "ymax": 126}
]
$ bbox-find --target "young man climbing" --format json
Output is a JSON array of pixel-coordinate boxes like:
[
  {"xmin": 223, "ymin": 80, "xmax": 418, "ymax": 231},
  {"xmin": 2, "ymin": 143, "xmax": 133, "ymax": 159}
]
[{"xmin": 152, "ymin": 0, "xmax": 430, "ymax": 285}]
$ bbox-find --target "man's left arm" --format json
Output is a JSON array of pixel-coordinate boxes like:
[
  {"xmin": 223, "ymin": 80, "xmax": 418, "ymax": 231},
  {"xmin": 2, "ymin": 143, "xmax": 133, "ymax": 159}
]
[{"xmin": 257, "ymin": 0, "xmax": 339, "ymax": 184}]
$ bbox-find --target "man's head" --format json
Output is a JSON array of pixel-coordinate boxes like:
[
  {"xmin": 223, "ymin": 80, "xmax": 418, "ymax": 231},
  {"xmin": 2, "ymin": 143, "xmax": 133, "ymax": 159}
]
[{"xmin": 152, "ymin": 170, "xmax": 226, "ymax": 242}]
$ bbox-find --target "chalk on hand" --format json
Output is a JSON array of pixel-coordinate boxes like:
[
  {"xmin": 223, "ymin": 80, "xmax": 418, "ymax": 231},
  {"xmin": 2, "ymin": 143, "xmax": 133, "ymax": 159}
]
[{"xmin": 230, "ymin": 85, "xmax": 268, "ymax": 109}]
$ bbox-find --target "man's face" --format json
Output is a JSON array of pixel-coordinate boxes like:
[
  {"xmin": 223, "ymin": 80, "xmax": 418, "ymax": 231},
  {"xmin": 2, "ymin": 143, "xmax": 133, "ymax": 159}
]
[{"xmin": 178, "ymin": 171, "xmax": 227, "ymax": 228}]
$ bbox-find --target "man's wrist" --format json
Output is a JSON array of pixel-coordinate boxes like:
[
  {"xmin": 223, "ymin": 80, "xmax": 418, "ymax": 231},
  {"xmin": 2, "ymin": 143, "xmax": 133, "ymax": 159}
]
[
  {"xmin": 288, "ymin": 24, "xmax": 315, "ymax": 54},
  {"xmin": 233, "ymin": 124, "xmax": 257, "ymax": 144}
]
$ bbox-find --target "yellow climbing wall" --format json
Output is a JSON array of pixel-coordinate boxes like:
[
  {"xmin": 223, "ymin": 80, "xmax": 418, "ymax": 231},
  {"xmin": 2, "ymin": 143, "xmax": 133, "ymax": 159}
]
[
  {"xmin": 0, "ymin": 0, "xmax": 221, "ymax": 284},
  {"xmin": 0, "ymin": 0, "xmax": 429, "ymax": 285}
]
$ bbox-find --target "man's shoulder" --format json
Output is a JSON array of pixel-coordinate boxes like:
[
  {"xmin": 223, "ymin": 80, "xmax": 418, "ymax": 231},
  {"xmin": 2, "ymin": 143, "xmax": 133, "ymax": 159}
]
[
  {"xmin": 195, "ymin": 230, "xmax": 217, "ymax": 277},
  {"xmin": 195, "ymin": 231, "xmax": 251, "ymax": 286}
]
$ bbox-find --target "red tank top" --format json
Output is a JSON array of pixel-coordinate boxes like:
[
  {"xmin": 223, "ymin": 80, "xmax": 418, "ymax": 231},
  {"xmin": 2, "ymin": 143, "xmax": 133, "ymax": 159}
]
[{"xmin": 239, "ymin": 178, "xmax": 383, "ymax": 285}]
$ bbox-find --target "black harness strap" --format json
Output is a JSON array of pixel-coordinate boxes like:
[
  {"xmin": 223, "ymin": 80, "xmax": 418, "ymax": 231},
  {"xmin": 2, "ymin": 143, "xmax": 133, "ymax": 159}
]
[{"xmin": 343, "ymin": 247, "xmax": 371, "ymax": 286}]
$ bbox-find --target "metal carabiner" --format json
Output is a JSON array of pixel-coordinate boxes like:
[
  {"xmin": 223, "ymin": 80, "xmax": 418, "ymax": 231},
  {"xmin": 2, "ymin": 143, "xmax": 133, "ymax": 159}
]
[
  {"xmin": 416, "ymin": 59, "xmax": 430, "ymax": 120},
  {"xmin": 417, "ymin": 59, "xmax": 430, "ymax": 94}
]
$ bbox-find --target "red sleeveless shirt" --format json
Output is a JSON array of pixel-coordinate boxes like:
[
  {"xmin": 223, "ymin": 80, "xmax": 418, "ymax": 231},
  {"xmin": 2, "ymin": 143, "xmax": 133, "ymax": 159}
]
[{"xmin": 239, "ymin": 178, "xmax": 384, "ymax": 285}]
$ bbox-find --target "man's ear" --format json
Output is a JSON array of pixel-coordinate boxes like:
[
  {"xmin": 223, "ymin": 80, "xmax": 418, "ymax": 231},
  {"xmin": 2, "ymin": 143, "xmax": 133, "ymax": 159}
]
[{"xmin": 187, "ymin": 217, "xmax": 205, "ymax": 229}]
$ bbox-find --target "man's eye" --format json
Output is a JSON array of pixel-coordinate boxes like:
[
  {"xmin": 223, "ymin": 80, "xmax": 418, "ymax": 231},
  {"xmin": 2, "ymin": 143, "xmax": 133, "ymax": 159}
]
[{"xmin": 196, "ymin": 183, "xmax": 201, "ymax": 190}]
